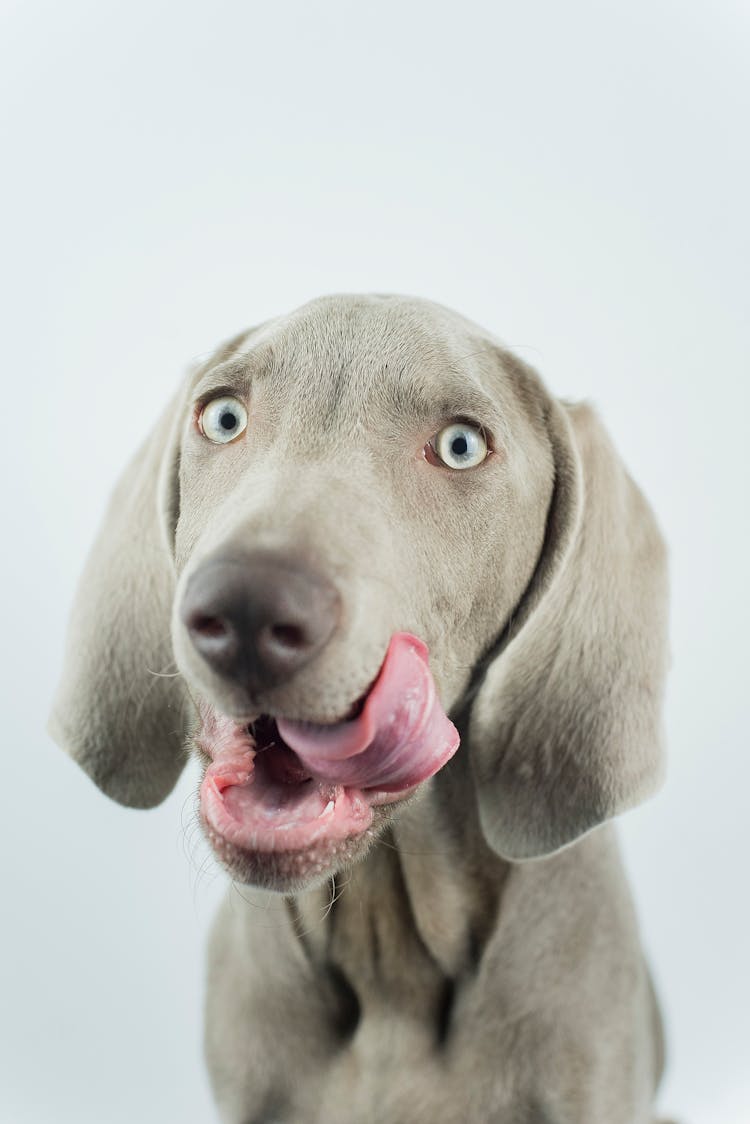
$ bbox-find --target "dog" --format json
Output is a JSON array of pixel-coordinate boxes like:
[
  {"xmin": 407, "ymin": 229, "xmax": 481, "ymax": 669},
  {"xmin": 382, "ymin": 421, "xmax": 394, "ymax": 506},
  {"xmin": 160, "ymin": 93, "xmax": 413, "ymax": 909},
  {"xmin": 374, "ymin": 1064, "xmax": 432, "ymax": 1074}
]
[{"xmin": 50, "ymin": 294, "xmax": 670, "ymax": 1122}]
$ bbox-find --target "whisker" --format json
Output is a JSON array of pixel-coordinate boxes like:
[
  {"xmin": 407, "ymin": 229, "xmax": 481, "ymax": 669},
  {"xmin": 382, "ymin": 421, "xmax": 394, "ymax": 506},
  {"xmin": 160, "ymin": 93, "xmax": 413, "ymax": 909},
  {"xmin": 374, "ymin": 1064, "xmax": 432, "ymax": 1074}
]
[{"xmin": 448, "ymin": 346, "xmax": 495, "ymax": 369}]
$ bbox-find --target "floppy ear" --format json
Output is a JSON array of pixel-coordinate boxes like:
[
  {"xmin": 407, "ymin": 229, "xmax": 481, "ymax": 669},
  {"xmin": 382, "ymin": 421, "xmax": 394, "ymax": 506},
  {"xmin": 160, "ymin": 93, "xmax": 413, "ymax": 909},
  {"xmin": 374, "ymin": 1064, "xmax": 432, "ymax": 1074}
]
[
  {"xmin": 48, "ymin": 386, "xmax": 192, "ymax": 808},
  {"xmin": 468, "ymin": 394, "xmax": 669, "ymax": 860}
]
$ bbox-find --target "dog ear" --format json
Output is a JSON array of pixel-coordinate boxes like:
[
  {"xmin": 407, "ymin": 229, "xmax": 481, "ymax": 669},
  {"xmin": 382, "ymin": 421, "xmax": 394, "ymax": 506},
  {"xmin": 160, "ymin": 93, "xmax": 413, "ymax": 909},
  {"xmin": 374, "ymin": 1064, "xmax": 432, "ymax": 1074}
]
[
  {"xmin": 48, "ymin": 384, "xmax": 192, "ymax": 808},
  {"xmin": 468, "ymin": 388, "xmax": 669, "ymax": 860}
]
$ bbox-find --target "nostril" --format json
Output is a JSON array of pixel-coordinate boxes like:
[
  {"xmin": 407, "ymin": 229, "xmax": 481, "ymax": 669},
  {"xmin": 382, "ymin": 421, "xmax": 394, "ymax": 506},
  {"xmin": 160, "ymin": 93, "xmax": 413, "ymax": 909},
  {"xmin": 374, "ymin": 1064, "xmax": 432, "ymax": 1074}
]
[
  {"xmin": 189, "ymin": 613, "xmax": 230, "ymax": 639},
  {"xmin": 181, "ymin": 552, "xmax": 340, "ymax": 687},
  {"xmin": 268, "ymin": 623, "xmax": 307, "ymax": 650}
]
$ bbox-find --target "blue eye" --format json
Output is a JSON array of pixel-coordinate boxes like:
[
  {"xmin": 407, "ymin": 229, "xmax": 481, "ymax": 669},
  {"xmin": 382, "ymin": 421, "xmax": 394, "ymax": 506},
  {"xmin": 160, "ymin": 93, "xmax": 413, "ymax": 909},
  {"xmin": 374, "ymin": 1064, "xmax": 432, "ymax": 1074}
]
[
  {"xmin": 199, "ymin": 396, "xmax": 248, "ymax": 444},
  {"xmin": 433, "ymin": 423, "xmax": 488, "ymax": 469}
]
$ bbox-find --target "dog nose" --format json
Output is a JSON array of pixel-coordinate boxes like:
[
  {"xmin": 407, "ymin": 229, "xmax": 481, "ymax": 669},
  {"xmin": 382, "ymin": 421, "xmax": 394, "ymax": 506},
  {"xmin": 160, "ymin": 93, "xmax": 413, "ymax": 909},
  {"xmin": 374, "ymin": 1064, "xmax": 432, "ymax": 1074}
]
[{"xmin": 181, "ymin": 552, "xmax": 341, "ymax": 692}]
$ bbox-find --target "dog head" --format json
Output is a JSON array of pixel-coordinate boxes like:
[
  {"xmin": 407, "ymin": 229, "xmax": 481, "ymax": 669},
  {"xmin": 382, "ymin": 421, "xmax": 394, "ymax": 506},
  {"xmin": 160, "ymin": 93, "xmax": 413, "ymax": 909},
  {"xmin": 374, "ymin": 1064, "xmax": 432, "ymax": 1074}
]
[{"xmin": 50, "ymin": 295, "xmax": 669, "ymax": 890}]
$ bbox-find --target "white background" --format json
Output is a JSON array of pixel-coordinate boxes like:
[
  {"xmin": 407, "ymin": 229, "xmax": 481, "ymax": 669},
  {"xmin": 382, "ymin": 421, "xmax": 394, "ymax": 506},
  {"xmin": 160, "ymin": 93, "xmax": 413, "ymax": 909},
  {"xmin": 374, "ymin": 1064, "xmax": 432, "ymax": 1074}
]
[{"xmin": 1, "ymin": 2, "xmax": 748, "ymax": 1121}]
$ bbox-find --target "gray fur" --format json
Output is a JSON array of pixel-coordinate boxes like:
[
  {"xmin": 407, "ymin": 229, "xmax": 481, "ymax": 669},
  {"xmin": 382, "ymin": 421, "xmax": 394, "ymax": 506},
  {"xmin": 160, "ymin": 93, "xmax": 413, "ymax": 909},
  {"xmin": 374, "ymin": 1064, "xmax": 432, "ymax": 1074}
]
[{"xmin": 50, "ymin": 294, "xmax": 670, "ymax": 1123}]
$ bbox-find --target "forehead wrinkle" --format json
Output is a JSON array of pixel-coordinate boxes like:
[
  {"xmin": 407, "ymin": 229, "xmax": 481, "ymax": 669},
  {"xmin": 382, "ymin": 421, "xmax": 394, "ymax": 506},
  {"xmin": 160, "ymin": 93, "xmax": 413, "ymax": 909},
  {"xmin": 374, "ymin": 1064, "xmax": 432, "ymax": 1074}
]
[
  {"xmin": 371, "ymin": 369, "xmax": 506, "ymax": 436},
  {"xmin": 253, "ymin": 305, "xmax": 403, "ymax": 436},
  {"xmin": 192, "ymin": 342, "xmax": 279, "ymax": 397}
]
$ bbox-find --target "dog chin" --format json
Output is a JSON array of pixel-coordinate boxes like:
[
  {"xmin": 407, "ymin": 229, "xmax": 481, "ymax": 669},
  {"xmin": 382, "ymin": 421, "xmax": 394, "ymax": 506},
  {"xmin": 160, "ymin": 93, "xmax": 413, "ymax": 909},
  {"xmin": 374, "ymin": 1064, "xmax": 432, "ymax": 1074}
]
[{"xmin": 201, "ymin": 807, "xmax": 390, "ymax": 894}]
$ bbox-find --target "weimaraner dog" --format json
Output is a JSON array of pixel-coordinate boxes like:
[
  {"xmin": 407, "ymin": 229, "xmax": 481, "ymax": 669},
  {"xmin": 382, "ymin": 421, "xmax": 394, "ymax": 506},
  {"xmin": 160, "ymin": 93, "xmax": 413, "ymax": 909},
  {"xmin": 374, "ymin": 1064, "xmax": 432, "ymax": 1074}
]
[{"xmin": 51, "ymin": 295, "xmax": 671, "ymax": 1123}]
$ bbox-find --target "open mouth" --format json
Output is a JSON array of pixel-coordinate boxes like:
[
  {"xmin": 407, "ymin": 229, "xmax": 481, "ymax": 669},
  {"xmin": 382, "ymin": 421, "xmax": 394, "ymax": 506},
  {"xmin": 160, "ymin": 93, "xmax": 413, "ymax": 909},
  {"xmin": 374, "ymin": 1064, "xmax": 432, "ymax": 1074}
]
[
  {"xmin": 199, "ymin": 713, "xmax": 378, "ymax": 856},
  {"xmin": 198, "ymin": 633, "xmax": 460, "ymax": 866}
]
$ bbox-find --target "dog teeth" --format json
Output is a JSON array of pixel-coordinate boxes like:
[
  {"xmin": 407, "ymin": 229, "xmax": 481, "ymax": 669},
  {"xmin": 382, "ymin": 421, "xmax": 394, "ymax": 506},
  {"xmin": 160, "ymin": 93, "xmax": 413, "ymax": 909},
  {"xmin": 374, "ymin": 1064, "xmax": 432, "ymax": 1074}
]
[{"xmin": 321, "ymin": 800, "xmax": 335, "ymax": 816}]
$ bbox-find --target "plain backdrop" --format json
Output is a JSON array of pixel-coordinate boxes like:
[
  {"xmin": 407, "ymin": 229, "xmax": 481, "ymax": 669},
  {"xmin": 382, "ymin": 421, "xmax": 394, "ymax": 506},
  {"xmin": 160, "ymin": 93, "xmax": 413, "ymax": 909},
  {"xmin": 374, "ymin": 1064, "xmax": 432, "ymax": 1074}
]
[{"xmin": 1, "ymin": 1, "xmax": 748, "ymax": 1121}]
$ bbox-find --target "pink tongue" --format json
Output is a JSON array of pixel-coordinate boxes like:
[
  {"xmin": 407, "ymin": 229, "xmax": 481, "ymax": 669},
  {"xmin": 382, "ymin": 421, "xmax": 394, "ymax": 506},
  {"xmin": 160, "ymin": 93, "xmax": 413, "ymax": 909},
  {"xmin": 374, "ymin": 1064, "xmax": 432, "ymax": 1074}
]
[{"xmin": 276, "ymin": 633, "xmax": 460, "ymax": 792}]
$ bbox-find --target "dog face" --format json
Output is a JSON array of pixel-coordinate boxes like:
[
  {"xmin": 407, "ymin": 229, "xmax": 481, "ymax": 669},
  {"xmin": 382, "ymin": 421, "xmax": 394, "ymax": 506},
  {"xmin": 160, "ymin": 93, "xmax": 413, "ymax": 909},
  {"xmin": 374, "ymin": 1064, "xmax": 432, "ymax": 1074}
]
[
  {"xmin": 169, "ymin": 297, "xmax": 551, "ymax": 887},
  {"xmin": 50, "ymin": 295, "xmax": 669, "ymax": 891}
]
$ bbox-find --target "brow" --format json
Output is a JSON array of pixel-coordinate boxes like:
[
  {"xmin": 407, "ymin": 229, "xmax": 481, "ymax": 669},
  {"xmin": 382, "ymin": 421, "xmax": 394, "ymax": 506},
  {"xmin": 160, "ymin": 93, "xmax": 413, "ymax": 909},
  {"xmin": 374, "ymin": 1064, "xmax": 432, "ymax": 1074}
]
[
  {"xmin": 192, "ymin": 353, "xmax": 271, "ymax": 398},
  {"xmin": 382, "ymin": 376, "xmax": 504, "ymax": 434}
]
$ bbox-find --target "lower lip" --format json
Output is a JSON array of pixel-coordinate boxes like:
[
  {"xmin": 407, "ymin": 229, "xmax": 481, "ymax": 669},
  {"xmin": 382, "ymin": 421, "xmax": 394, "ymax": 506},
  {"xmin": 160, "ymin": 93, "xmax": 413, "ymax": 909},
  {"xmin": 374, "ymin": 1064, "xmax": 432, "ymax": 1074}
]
[{"xmin": 200, "ymin": 760, "xmax": 419, "ymax": 859}]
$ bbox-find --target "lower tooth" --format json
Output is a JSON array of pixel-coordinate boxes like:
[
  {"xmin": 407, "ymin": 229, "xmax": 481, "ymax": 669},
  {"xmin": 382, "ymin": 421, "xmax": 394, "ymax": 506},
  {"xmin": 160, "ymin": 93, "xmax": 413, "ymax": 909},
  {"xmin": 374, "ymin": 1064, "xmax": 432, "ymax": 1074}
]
[{"xmin": 321, "ymin": 800, "xmax": 335, "ymax": 816}]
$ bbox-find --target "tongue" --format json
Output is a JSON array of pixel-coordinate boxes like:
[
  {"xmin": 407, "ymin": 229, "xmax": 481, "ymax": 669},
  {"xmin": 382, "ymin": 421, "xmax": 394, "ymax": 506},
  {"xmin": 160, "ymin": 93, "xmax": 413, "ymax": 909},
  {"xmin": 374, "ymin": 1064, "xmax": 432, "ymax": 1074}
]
[{"xmin": 276, "ymin": 633, "xmax": 460, "ymax": 792}]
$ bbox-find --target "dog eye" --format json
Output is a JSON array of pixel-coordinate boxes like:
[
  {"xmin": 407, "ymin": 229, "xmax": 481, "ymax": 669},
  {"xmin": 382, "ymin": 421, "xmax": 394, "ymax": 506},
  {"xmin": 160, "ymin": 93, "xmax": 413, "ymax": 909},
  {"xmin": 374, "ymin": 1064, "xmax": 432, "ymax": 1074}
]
[
  {"xmin": 430, "ymin": 422, "xmax": 488, "ymax": 469},
  {"xmin": 198, "ymin": 396, "xmax": 248, "ymax": 444}
]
